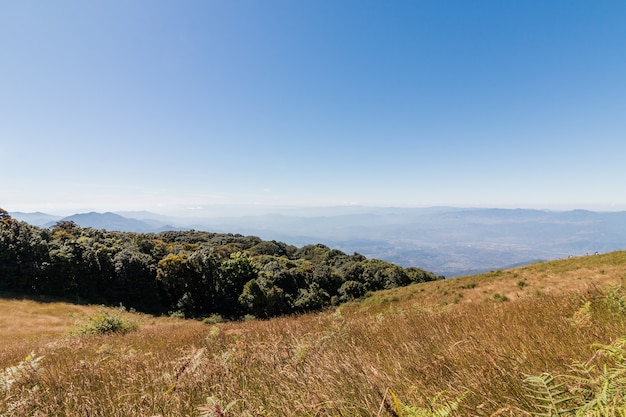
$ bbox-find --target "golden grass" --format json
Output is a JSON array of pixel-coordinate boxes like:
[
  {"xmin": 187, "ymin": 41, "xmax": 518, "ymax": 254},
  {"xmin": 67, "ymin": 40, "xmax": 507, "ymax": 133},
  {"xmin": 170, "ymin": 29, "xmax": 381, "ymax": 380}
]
[
  {"xmin": 349, "ymin": 251, "xmax": 626, "ymax": 312},
  {"xmin": 2, "ymin": 251, "xmax": 626, "ymax": 416},
  {"xmin": 0, "ymin": 297, "xmax": 96, "ymax": 366}
]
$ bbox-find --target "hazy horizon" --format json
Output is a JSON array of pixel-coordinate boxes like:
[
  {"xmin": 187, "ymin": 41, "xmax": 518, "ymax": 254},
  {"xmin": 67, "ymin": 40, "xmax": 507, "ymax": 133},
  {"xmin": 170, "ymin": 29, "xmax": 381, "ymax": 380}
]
[
  {"xmin": 7, "ymin": 203, "xmax": 626, "ymax": 220},
  {"xmin": 3, "ymin": 1, "xmax": 626, "ymax": 214},
  {"xmin": 9, "ymin": 203, "xmax": 626, "ymax": 277}
]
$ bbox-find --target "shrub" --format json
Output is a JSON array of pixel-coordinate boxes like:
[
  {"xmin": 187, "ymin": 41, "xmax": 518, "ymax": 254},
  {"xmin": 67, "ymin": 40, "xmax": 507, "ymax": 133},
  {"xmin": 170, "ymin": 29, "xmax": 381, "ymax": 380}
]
[
  {"xmin": 603, "ymin": 285, "xmax": 626, "ymax": 314},
  {"xmin": 339, "ymin": 280, "xmax": 368, "ymax": 301},
  {"xmin": 202, "ymin": 314, "xmax": 225, "ymax": 325},
  {"xmin": 492, "ymin": 292, "xmax": 510, "ymax": 302},
  {"xmin": 71, "ymin": 309, "xmax": 138, "ymax": 335}
]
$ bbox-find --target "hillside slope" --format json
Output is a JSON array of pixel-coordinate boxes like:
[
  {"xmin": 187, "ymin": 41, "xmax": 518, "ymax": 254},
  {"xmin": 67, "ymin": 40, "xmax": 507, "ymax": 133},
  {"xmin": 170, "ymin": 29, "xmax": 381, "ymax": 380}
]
[
  {"xmin": 346, "ymin": 250, "xmax": 626, "ymax": 312},
  {"xmin": 2, "ymin": 251, "xmax": 626, "ymax": 416}
]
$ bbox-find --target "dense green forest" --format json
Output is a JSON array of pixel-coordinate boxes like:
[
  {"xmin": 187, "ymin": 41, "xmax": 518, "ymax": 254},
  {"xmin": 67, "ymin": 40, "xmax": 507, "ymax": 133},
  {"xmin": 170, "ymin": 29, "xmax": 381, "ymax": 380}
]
[{"xmin": 0, "ymin": 208, "xmax": 441, "ymax": 319}]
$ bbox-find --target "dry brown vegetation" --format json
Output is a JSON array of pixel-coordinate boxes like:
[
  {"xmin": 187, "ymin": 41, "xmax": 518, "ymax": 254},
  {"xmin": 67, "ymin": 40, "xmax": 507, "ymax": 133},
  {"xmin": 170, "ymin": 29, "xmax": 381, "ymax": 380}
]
[{"xmin": 2, "ymin": 251, "xmax": 626, "ymax": 416}]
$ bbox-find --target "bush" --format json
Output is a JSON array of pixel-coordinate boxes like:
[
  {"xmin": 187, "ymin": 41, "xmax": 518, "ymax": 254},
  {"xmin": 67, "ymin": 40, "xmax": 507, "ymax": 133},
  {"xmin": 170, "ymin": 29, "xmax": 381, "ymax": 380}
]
[
  {"xmin": 72, "ymin": 310, "xmax": 138, "ymax": 335},
  {"xmin": 338, "ymin": 280, "xmax": 367, "ymax": 301},
  {"xmin": 202, "ymin": 314, "xmax": 225, "ymax": 325},
  {"xmin": 492, "ymin": 293, "xmax": 510, "ymax": 302}
]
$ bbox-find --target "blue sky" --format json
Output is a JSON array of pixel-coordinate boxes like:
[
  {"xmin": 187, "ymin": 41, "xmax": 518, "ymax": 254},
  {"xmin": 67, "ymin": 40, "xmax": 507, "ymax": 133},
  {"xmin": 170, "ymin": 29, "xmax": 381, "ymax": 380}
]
[{"xmin": 2, "ymin": 1, "xmax": 626, "ymax": 215}]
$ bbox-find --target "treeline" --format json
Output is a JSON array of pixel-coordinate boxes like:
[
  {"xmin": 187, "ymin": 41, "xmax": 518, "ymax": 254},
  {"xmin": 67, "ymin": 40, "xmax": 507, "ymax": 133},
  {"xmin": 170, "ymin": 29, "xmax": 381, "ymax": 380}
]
[{"xmin": 0, "ymin": 208, "xmax": 442, "ymax": 319}]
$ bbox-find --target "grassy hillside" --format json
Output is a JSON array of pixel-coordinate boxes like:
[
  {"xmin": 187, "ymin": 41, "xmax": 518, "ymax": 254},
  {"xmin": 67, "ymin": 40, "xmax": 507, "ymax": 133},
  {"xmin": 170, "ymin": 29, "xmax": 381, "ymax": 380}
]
[{"xmin": 2, "ymin": 251, "xmax": 626, "ymax": 416}]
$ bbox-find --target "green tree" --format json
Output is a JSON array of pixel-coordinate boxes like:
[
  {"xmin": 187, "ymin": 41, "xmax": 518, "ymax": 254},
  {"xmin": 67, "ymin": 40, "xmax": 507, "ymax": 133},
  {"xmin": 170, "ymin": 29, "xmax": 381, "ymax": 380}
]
[
  {"xmin": 406, "ymin": 267, "xmax": 441, "ymax": 283},
  {"xmin": 360, "ymin": 259, "xmax": 410, "ymax": 291},
  {"xmin": 113, "ymin": 247, "xmax": 158, "ymax": 310},
  {"xmin": 239, "ymin": 274, "xmax": 290, "ymax": 318},
  {"xmin": 0, "ymin": 208, "xmax": 11, "ymax": 222},
  {"xmin": 0, "ymin": 217, "xmax": 45, "ymax": 291},
  {"xmin": 239, "ymin": 279, "xmax": 267, "ymax": 317},
  {"xmin": 294, "ymin": 282, "xmax": 330, "ymax": 312},
  {"xmin": 218, "ymin": 252, "xmax": 259, "ymax": 317},
  {"xmin": 338, "ymin": 280, "xmax": 367, "ymax": 301},
  {"xmin": 156, "ymin": 253, "xmax": 193, "ymax": 314},
  {"xmin": 187, "ymin": 248, "xmax": 221, "ymax": 315},
  {"xmin": 156, "ymin": 249, "xmax": 223, "ymax": 316}
]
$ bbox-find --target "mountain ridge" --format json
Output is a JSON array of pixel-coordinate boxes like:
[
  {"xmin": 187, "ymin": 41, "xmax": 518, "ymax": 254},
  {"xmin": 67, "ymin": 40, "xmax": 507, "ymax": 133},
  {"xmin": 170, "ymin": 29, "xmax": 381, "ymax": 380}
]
[{"xmin": 10, "ymin": 207, "xmax": 626, "ymax": 277}]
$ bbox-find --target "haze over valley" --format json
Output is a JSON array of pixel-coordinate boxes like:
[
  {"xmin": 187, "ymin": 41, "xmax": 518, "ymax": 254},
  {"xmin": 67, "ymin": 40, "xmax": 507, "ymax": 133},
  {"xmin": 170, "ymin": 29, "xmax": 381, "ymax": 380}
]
[{"xmin": 12, "ymin": 206, "xmax": 626, "ymax": 277}]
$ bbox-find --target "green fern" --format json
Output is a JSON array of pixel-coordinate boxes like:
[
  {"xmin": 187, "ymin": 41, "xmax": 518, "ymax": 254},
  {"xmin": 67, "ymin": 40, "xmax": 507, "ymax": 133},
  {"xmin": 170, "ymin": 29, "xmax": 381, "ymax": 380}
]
[
  {"xmin": 568, "ymin": 338, "xmax": 626, "ymax": 416},
  {"xmin": 523, "ymin": 373, "xmax": 578, "ymax": 417},
  {"xmin": 385, "ymin": 389, "xmax": 465, "ymax": 417},
  {"xmin": 602, "ymin": 286, "xmax": 626, "ymax": 314},
  {"xmin": 524, "ymin": 337, "xmax": 626, "ymax": 417}
]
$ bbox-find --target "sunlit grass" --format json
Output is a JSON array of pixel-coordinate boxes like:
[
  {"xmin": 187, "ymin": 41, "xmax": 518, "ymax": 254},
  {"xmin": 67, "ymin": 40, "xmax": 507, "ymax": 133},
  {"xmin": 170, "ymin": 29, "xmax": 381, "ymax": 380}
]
[{"xmin": 2, "ymin": 251, "xmax": 626, "ymax": 416}]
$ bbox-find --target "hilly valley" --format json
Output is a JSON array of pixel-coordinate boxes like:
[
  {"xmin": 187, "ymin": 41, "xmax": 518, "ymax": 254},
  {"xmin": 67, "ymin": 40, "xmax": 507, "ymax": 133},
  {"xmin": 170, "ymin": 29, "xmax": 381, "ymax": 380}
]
[
  {"xmin": 6, "ymin": 1, "xmax": 626, "ymax": 415},
  {"xmin": 12, "ymin": 207, "xmax": 626, "ymax": 276}
]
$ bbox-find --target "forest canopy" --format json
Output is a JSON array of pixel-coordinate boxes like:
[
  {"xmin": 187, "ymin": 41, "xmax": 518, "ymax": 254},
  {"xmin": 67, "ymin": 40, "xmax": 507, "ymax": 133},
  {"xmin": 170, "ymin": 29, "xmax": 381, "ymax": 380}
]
[{"xmin": 0, "ymin": 208, "xmax": 442, "ymax": 319}]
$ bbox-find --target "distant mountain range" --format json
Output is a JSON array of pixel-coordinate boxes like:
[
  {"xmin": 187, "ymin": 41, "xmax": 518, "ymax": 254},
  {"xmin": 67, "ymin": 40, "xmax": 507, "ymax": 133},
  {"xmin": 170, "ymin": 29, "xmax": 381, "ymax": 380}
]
[
  {"xmin": 11, "ymin": 211, "xmax": 181, "ymax": 233},
  {"xmin": 10, "ymin": 207, "xmax": 626, "ymax": 277}
]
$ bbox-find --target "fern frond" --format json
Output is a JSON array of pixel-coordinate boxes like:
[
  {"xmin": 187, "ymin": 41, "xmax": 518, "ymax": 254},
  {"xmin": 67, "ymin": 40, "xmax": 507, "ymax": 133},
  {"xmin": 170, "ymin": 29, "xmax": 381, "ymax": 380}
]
[
  {"xmin": 524, "ymin": 373, "xmax": 578, "ymax": 417},
  {"xmin": 384, "ymin": 389, "xmax": 465, "ymax": 417}
]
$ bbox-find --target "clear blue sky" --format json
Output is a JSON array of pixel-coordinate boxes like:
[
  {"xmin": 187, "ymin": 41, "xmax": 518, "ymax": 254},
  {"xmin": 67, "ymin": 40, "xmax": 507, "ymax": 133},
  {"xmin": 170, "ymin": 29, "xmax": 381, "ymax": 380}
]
[{"xmin": 2, "ymin": 1, "xmax": 626, "ymax": 215}]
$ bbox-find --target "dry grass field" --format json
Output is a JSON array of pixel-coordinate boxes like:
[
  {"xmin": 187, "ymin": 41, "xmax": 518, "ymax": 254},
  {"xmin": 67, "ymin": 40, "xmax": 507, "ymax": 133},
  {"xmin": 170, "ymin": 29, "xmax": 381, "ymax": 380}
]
[{"xmin": 3, "ymin": 251, "xmax": 626, "ymax": 416}]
